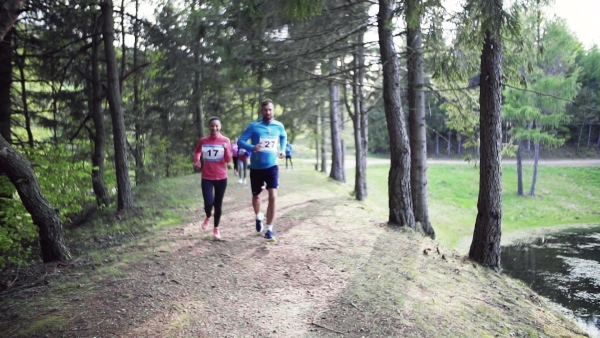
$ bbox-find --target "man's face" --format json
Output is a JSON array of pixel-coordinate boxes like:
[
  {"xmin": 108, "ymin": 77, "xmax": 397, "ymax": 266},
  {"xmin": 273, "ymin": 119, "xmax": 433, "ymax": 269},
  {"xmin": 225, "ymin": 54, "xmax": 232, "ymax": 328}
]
[{"xmin": 261, "ymin": 102, "xmax": 274, "ymax": 122}]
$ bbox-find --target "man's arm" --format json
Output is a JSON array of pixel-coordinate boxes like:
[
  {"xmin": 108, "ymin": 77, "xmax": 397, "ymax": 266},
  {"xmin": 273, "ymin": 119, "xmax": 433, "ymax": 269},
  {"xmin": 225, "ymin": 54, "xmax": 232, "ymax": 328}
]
[
  {"xmin": 237, "ymin": 124, "xmax": 255, "ymax": 153},
  {"xmin": 279, "ymin": 125, "xmax": 287, "ymax": 158}
]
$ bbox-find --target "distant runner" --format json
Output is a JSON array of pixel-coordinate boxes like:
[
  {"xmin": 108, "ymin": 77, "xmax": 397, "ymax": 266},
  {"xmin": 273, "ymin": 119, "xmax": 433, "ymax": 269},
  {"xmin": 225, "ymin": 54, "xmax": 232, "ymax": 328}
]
[
  {"xmin": 285, "ymin": 141, "xmax": 293, "ymax": 170},
  {"xmin": 238, "ymin": 148, "xmax": 249, "ymax": 185}
]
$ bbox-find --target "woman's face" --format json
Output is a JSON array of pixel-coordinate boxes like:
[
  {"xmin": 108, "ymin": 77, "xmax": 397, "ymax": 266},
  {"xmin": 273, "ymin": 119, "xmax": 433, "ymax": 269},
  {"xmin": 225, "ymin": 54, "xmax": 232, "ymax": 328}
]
[{"xmin": 209, "ymin": 120, "xmax": 221, "ymax": 136}]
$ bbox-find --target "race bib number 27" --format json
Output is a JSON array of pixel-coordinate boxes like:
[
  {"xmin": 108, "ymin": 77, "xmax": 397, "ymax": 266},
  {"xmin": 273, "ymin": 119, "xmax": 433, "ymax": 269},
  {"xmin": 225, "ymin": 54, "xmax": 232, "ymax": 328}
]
[
  {"xmin": 202, "ymin": 145, "xmax": 225, "ymax": 162},
  {"xmin": 259, "ymin": 137, "xmax": 278, "ymax": 153}
]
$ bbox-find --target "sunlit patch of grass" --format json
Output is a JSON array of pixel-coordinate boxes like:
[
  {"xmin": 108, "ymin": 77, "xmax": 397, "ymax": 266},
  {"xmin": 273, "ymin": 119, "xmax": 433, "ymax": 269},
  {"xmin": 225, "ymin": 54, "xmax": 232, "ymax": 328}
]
[{"xmin": 365, "ymin": 163, "xmax": 600, "ymax": 252}]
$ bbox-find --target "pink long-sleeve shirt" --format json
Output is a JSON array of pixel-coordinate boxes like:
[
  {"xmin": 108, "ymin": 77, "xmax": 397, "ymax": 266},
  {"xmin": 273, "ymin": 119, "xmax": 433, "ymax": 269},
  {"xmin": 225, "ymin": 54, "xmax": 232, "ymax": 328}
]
[{"xmin": 194, "ymin": 134, "xmax": 232, "ymax": 180}]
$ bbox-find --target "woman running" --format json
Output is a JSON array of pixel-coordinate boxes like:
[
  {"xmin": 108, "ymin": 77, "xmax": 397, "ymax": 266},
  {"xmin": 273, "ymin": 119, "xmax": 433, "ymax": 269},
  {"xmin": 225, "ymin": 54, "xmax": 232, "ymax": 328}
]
[{"xmin": 193, "ymin": 116, "xmax": 232, "ymax": 240}]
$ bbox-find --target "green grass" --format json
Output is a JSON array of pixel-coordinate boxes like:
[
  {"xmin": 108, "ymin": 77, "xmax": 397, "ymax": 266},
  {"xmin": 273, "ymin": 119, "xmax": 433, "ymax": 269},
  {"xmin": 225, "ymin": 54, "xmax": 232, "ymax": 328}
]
[{"xmin": 365, "ymin": 163, "xmax": 600, "ymax": 252}]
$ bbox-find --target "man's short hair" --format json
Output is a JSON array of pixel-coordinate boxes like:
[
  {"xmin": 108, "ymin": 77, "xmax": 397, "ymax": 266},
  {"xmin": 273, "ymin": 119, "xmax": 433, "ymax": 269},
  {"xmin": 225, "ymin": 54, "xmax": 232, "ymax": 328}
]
[{"xmin": 261, "ymin": 99, "xmax": 273, "ymax": 107}]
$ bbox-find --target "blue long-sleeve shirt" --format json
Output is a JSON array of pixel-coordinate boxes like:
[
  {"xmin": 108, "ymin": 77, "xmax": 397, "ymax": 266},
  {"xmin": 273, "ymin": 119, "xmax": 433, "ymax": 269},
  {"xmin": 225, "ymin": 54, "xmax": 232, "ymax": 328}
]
[{"xmin": 238, "ymin": 118, "xmax": 287, "ymax": 170}]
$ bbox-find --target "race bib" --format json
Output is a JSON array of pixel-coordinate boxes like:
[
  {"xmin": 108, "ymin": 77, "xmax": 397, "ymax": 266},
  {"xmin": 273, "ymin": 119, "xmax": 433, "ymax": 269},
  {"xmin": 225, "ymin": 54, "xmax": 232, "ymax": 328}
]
[
  {"xmin": 259, "ymin": 137, "xmax": 278, "ymax": 153},
  {"xmin": 202, "ymin": 144, "xmax": 225, "ymax": 162}
]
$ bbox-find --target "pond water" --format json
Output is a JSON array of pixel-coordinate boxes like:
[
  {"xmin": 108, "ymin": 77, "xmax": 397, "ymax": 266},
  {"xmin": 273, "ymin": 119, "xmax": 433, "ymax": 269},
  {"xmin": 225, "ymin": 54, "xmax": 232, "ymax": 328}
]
[{"xmin": 501, "ymin": 225, "xmax": 600, "ymax": 337}]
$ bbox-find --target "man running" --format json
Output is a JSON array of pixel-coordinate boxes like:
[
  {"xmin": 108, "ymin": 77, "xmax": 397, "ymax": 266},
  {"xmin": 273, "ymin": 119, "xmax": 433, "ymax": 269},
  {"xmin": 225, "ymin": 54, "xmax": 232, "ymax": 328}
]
[
  {"xmin": 285, "ymin": 141, "xmax": 293, "ymax": 170},
  {"xmin": 238, "ymin": 99, "xmax": 287, "ymax": 242}
]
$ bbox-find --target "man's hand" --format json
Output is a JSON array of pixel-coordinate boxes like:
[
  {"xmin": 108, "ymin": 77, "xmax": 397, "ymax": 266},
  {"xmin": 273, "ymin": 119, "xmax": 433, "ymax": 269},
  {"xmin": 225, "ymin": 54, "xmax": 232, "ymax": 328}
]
[
  {"xmin": 193, "ymin": 164, "xmax": 202, "ymax": 173},
  {"xmin": 253, "ymin": 144, "xmax": 263, "ymax": 152},
  {"xmin": 278, "ymin": 151, "xmax": 285, "ymax": 159}
]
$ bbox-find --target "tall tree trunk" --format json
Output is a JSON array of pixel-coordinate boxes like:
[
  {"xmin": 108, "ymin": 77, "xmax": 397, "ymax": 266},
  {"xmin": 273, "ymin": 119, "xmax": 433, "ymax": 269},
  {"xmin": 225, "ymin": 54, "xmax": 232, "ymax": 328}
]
[
  {"xmin": 516, "ymin": 141, "xmax": 523, "ymax": 196},
  {"xmin": 102, "ymin": 0, "xmax": 134, "ymax": 210},
  {"xmin": 435, "ymin": 131, "xmax": 439, "ymax": 156},
  {"xmin": 457, "ymin": 134, "xmax": 462, "ymax": 155},
  {"xmin": 192, "ymin": 1, "xmax": 205, "ymax": 139},
  {"xmin": 90, "ymin": 14, "xmax": 111, "ymax": 207},
  {"xmin": 406, "ymin": 0, "xmax": 434, "ymax": 237},
  {"xmin": 529, "ymin": 141, "xmax": 540, "ymax": 196},
  {"xmin": 353, "ymin": 31, "xmax": 367, "ymax": 201},
  {"xmin": 468, "ymin": 28, "xmax": 503, "ymax": 269},
  {"xmin": 320, "ymin": 103, "xmax": 327, "ymax": 173},
  {"xmin": 378, "ymin": 0, "xmax": 415, "ymax": 228},
  {"xmin": 314, "ymin": 110, "xmax": 320, "ymax": 171},
  {"xmin": 15, "ymin": 46, "xmax": 34, "ymax": 147},
  {"xmin": 132, "ymin": 0, "xmax": 147, "ymax": 185},
  {"xmin": 0, "ymin": 134, "xmax": 72, "ymax": 262},
  {"xmin": 328, "ymin": 57, "xmax": 344, "ymax": 182},
  {"xmin": 0, "ymin": 29, "xmax": 11, "ymax": 144},
  {"xmin": 0, "ymin": 28, "xmax": 14, "ymax": 231}
]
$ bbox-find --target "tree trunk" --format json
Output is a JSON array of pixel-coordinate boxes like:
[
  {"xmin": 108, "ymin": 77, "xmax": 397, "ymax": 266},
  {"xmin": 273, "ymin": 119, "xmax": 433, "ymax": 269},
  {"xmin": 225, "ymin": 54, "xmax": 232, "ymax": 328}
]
[
  {"xmin": 576, "ymin": 120, "xmax": 584, "ymax": 154},
  {"xmin": 516, "ymin": 141, "xmax": 523, "ymax": 196},
  {"xmin": 435, "ymin": 132, "xmax": 439, "ymax": 156},
  {"xmin": 320, "ymin": 103, "xmax": 327, "ymax": 173},
  {"xmin": 353, "ymin": 32, "xmax": 367, "ymax": 201},
  {"xmin": 328, "ymin": 57, "xmax": 344, "ymax": 182},
  {"xmin": 131, "ymin": 0, "xmax": 148, "ymax": 185},
  {"xmin": 468, "ymin": 29, "xmax": 503, "ymax": 269},
  {"xmin": 529, "ymin": 141, "xmax": 540, "ymax": 196},
  {"xmin": 90, "ymin": 15, "xmax": 111, "ymax": 207},
  {"xmin": 378, "ymin": 0, "xmax": 415, "ymax": 228},
  {"xmin": 406, "ymin": 0, "xmax": 434, "ymax": 237},
  {"xmin": 0, "ymin": 134, "xmax": 72, "ymax": 262},
  {"xmin": 0, "ymin": 29, "xmax": 11, "ymax": 143},
  {"xmin": 457, "ymin": 134, "xmax": 462, "ymax": 155},
  {"xmin": 0, "ymin": 0, "xmax": 22, "ymax": 41},
  {"xmin": 587, "ymin": 123, "xmax": 592, "ymax": 149},
  {"xmin": 447, "ymin": 130, "xmax": 451, "ymax": 157},
  {"xmin": 15, "ymin": 45, "xmax": 34, "ymax": 147},
  {"xmin": 193, "ymin": 1, "xmax": 205, "ymax": 139},
  {"xmin": 102, "ymin": 0, "xmax": 134, "ymax": 210},
  {"xmin": 314, "ymin": 111, "xmax": 320, "ymax": 171}
]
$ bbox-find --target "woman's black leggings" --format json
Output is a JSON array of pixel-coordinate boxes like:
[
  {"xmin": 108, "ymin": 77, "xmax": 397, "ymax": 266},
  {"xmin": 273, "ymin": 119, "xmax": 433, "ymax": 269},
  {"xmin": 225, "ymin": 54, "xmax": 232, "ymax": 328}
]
[{"xmin": 201, "ymin": 178, "xmax": 227, "ymax": 227}]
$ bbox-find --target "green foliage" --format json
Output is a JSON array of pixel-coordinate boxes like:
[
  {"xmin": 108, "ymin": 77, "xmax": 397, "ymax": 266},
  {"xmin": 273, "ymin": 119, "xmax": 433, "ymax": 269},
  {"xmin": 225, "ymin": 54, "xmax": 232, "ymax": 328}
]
[
  {"xmin": 0, "ymin": 144, "xmax": 113, "ymax": 269},
  {"xmin": 0, "ymin": 179, "xmax": 37, "ymax": 269},
  {"xmin": 503, "ymin": 17, "xmax": 580, "ymax": 149},
  {"xmin": 144, "ymin": 136, "xmax": 192, "ymax": 179}
]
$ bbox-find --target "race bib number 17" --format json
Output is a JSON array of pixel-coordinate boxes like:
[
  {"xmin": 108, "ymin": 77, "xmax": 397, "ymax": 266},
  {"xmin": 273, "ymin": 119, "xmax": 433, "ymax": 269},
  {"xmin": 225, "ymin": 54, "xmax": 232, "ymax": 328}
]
[
  {"xmin": 259, "ymin": 137, "xmax": 278, "ymax": 153},
  {"xmin": 202, "ymin": 145, "xmax": 225, "ymax": 162}
]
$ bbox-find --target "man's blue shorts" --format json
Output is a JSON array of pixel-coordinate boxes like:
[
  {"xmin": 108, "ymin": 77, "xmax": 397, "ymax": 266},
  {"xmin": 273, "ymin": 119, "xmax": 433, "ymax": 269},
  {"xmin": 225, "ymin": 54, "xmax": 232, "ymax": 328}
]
[{"xmin": 250, "ymin": 165, "xmax": 279, "ymax": 195}]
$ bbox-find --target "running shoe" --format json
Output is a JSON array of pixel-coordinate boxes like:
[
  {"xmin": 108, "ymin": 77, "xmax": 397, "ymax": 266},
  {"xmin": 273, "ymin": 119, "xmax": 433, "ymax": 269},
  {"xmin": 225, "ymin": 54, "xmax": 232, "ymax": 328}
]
[
  {"xmin": 243, "ymin": 178, "xmax": 247, "ymax": 185},
  {"xmin": 201, "ymin": 217, "xmax": 210, "ymax": 230},
  {"xmin": 238, "ymin": 178, "xmax": 243, "ymax": 184},
  {"xmin": 213, "ymin": 227, "xmax": 221, "ymax": 240},
  {"xmin": 264, "ymin": 230, "xmax": 276, "ymax": 242},
  {"xmin": 255, "ymin": 215, "xmax": 264, "ymax": 233}
]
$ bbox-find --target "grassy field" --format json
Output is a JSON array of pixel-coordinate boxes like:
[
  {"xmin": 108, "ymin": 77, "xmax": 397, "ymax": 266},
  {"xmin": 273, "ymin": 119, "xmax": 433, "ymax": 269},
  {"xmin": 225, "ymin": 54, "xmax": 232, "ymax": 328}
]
[{"xmin": 355, "ymin": 161, "xmax": 600, "ymax": 252}]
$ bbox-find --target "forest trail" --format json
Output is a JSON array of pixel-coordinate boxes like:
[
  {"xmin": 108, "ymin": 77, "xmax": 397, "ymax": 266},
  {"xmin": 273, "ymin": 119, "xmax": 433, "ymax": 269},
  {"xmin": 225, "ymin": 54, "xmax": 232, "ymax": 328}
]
[{"xmin": 0, "ymin": 167, "xmax": 588, "ymax": 337}]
